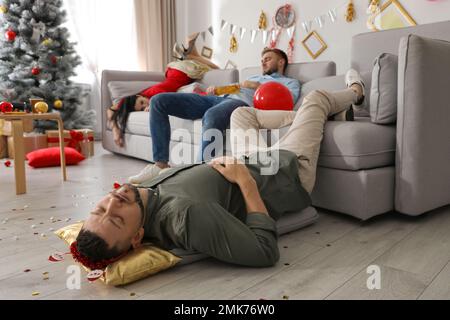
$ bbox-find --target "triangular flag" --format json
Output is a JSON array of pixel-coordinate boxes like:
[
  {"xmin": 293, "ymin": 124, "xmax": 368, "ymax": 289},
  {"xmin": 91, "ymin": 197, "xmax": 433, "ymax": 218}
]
[
  {"xmin": 201, "ymin": 31, "xmax": 206, "ymax": 42},
  {"xmin": 221, "ymin": 19, "xmax": 228, "ymax": 31},
  {"xmin": 301, "ymin": 22, "xmax": 309, "ymax": 34},
  {"xmin": 208, "ymin": 26, "xmax": 214, "ymax": 36},
  {"xmin": 270, "ymin": 30, "xmax": 276, "ymax": 42},
  {"xmin": 287, "ymin": 26, "xmax": 295, "ymax": 38},
  {"xmin": 230, "ymin": 24, "xmax": 237, "ymax": 35},
  {"xmin": 262, "ymin": 30, "xmax": 268, "ymax": 45},
  {"xmin": 240, "ymin": 27, "xmax": 247, "ymax": 40},
  {"xmin": 328, "ymin": 9, "xmax": 337, "ymax": 23},
  {"xmin": 250, "ymin": 30, "xmax": 258, "ymax": 43},
  {"xmin": 315, "ymin": 16, "xmax": 325, "ymax": 28}
]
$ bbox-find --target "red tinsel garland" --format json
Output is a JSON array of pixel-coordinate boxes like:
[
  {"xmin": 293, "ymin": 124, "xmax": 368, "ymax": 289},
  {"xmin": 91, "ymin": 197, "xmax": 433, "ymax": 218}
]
[{"xmin": 70, "ymin": 241, "xmax": 124, "ymax": 271}]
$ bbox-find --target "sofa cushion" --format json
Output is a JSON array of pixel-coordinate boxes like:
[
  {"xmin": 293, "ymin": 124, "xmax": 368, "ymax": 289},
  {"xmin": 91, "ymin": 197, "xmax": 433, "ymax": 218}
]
[
  {"xmin": 126, "ymin": 111, "xmax": 203, "ymax": 145},
  {"xmin": 108, "ymin": 81, "xmax": 160, "ymax": 105},
  {"xmin": 272, "ymin": 118, "xmax": 395, "ymax": 171},
  {"xmin": 319, "ymin": 118, "xmax": 396, "ymax": 170},
  {"xmin": 370, "ymin": 53, "xmax": 399, "ymax": 124}
]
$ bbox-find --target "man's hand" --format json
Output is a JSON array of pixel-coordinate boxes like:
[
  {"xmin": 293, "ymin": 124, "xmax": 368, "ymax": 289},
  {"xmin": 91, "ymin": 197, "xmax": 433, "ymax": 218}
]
[
  {"xmin": 241, "ymin": 81, "xmax": 261, "ymax": 90},
  {"xmin": 210, "ymin": 156, "xmax": 269, "ymax": 215},
  {"xmin": 206, "ymin": 86, "xmax": 216, "ymax": 96},
  {"xmin": 209, "ymin": 156, "xmax": 253, "ymax": 186}
]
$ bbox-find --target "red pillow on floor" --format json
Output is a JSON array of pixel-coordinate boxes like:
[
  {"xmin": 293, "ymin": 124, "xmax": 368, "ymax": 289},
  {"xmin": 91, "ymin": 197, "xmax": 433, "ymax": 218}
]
[{"xmin": 27, "ymin": 147, "xmax": 85, "ymax": 168}]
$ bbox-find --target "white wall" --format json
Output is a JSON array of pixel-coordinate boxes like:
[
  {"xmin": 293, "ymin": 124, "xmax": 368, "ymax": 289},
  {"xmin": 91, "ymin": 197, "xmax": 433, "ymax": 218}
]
[{"xmin": 176, "ymin": 0, "xmax": 450, "ymax": 74}]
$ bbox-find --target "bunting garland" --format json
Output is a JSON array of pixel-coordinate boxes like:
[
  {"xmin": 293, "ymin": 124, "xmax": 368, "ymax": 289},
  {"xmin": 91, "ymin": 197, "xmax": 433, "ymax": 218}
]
[{"xmin": 198, "ymin": 2, "xmax": 347, "ymax": 44}]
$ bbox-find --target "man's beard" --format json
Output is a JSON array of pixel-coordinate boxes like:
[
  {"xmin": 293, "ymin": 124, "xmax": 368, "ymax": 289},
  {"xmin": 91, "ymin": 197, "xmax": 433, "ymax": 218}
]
[{"xmin": 263, "ymin": 66, "xmax": 278, "ymax": 76}]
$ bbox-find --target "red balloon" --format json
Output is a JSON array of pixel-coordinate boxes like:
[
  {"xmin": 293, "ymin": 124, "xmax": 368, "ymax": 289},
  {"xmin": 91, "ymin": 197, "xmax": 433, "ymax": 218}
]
[
  {"xmin": 32, "ymin": 67, "xmax": 41, "ymax": 76},
  {"xmin": 5, "ymin": 29, "xmax": 16, "ymax": 42},
  {"xmin": 0, "ymin": 101, "xmax": 13, "ymax": 113},
  {"xmin": 253, "ymin": 82, "xmax": 294, "ymax": 111}
]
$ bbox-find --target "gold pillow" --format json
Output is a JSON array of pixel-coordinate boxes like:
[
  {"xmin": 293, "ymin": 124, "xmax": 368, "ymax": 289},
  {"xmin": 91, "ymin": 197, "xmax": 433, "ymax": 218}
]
[{"xmin": 55, "ymin": 222, "xmax": 181, "ymax": 286}]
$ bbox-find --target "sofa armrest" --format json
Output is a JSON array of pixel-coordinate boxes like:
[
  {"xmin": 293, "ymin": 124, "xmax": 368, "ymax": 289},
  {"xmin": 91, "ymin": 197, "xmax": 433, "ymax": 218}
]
[{"xmin": 396, "ymin": 35, "xmax": 450, "ymax": 215}]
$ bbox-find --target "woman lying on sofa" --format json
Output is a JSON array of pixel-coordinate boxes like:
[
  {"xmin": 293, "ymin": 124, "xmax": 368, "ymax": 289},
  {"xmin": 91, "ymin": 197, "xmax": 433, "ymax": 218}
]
[{"xmin": 107, "ymin": 33, "xmax": 220, "ymax": 147}]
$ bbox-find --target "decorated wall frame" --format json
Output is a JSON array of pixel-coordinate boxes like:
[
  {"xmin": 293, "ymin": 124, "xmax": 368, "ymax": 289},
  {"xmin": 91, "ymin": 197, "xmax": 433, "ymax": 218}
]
[
  {"xmin": 302, "ymin": 31, "xmax": 327, "ymax": 60},
  {"xmin": 368, "ymin": 0, "xmax": 416, "ymax": 32},
  {"xmin": 201, "ymin": 46, "xmax": 213, "ymax": 59}
]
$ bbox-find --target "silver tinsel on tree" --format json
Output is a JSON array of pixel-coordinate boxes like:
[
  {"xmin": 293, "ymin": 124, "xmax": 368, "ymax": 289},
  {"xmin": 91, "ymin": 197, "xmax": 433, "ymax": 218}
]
[{"xmin": 0, "ymin": 0, "xmax": 95, "ymax": 130}]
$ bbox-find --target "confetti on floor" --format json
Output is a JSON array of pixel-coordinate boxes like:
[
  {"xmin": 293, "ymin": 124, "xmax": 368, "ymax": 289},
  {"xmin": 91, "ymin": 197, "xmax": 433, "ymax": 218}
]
[
  {"xmin": 31, "ymin": 292, "xmax": 40, "ymax": 296},
  {"xmin": 282, "ymin": 295, "xmax": 289, "ymax": 300},
  {"xmin": 24, "ymin": 269, "xmax": 31, "ymax": 273},
  {"xmin": 130, "ymin": 293, "xmax": 136, "ymax": 297}
]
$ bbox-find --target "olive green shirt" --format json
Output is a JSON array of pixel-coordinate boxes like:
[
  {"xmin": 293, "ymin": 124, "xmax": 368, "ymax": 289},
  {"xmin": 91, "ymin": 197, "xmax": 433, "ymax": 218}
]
[{"xmin": 139, "ymin": 150, "xmax": 311, "ymax": 267}]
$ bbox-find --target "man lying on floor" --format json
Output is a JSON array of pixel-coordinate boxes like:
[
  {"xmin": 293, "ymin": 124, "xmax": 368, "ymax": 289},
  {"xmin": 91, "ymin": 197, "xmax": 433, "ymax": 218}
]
[{"xmin": 74, "ymin": 69, "xmax": 366, "ymax": 268}]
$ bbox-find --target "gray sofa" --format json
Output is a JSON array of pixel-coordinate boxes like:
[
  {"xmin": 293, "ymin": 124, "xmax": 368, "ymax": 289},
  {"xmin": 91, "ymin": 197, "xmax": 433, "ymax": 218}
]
[{"xmin": 102, "ymin": 21, "xmax": 450, "ymax": 222}]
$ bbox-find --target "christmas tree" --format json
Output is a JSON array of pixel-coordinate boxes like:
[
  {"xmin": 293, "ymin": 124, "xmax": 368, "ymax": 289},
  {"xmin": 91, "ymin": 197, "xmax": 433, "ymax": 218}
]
[{"xmin": 0, "ymin": 0, "xmax": 95, "ymax": 130}]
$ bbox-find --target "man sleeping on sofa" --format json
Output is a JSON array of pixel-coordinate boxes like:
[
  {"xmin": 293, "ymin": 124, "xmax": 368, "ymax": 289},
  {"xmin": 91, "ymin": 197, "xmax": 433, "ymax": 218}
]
[
  {"xmin": 73, "ymin": 70, "xmax": 366, "ymax": 269},
  {"xmin": 127, "ymin": 48, "xmax": 301, "ymax": 185}
]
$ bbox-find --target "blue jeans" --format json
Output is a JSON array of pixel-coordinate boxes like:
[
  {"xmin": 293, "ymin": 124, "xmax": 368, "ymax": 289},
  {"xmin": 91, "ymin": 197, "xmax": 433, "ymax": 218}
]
[{"xmin": 150, "ymin": 93, "xmax": 248, "ymax": 163}]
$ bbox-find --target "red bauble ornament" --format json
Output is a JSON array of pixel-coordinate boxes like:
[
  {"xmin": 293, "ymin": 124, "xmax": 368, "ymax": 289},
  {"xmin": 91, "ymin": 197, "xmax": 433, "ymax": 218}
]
[
  {"xmin": 4, "ymin": 161, "xmax": 12, "ymax": 168},
  {"xmin": 5, "ymin": 29, "xmax": 16, "ymax": 42},
  {"xmin": 113, "ymin": 182, "xmax": 121, "ymax": 190},
  {"xmin": 31, "ymin": 67, "xmax": 41, "ymax": 76},
  {"xmin": 0, "ymin": 101, "xmax": 13, "ymax": 113},
  {"xmin": 253, "ymin": 82, "xmax": 294, "ymax": 111}
]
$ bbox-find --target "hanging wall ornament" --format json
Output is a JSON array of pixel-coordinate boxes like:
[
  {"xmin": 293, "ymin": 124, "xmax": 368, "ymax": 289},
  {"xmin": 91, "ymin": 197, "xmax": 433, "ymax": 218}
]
[
  {"xmin": 274, "ymin": 4, "xmax": 296, "ymax": 29},
  {"xmin": 258, "ymin": 11, "xmax": 268, "ymax": 30},
  {"xmin": 346, "ymin": 0, "xmax": 355, "ymax": 22},
  {"xmin": 0, "ymin": 5, "xmax": 8, "ymax": 14},
  {"xmin": 208, "ymin": 26, "xmax": 214, "ymax": 36},
  {"xmin": 229, "ymin": 34, "xmax": 238, "ymax": 53},
  {"xmin": 201, "ymin": 31, "xmax": 206, "ymax": 42}
]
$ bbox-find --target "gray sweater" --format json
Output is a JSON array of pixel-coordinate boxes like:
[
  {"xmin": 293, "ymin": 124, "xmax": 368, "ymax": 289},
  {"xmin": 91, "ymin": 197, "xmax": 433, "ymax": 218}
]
[{"xmin": 139, "ymin": 150, "xmax": 311, "ymax": 267}]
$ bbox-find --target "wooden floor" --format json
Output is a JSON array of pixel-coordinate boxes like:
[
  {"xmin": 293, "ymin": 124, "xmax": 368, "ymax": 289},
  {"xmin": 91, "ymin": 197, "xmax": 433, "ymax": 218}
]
[{"xmin": 0, "ymin": 142, "xmax": 449, "ymax": 300}]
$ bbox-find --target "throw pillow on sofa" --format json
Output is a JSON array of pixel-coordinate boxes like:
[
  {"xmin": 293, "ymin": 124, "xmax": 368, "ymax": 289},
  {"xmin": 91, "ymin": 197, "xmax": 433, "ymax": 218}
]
[
  {"xmin": 370, "ymin": 53, "xmax": 398, "ymax": 124},
  {"xmin": 108, "ymin": 81, "xmax": 160, "ymax": 105}
]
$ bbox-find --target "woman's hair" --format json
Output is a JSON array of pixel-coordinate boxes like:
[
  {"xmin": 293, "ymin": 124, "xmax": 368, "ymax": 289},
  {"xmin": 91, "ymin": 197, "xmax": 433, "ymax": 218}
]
[{"xmin": 111, "ymin": 95, "xmax": 138, "ymax": 136}]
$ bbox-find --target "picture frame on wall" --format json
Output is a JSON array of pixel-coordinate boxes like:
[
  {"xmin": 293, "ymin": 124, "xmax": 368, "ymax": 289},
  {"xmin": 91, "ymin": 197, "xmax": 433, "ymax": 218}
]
[
  {"xmin": 201, "ymin": 46, "xmax": 213, "ymax": 59},
  {"xmin": 368, "ymin": 0, "xmax": 417, "ymax": 31},
  {"xmin": 301, "ymin": 31, "xmax": 327, "ymax": 60}
]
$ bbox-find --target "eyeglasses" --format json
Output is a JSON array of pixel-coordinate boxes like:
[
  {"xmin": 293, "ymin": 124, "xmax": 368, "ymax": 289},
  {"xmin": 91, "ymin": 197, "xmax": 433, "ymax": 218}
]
[{"xmin": 110, "ymin": 184, "xmax": 146, "ymax": 226}]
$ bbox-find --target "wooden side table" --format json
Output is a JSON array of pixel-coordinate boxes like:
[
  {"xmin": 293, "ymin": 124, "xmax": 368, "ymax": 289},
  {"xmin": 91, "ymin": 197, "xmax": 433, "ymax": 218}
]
[{"xmin": 0, "ymin": 113, "xmax": 67, "ymax": 195}]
